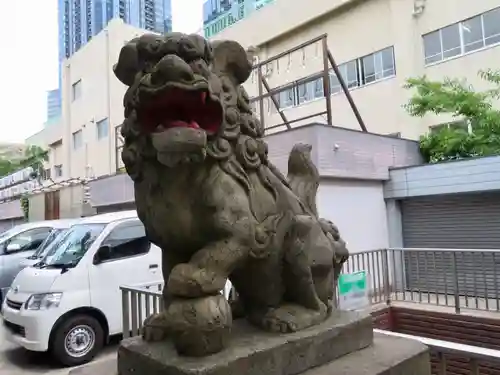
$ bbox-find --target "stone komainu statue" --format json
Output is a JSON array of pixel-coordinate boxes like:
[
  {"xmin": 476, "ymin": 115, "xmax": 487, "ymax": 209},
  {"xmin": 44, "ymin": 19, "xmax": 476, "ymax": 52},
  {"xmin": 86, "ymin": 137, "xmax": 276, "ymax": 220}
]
[{"xmin": 113, "ymin": 32, "xmax": 349, "ymax": 357}]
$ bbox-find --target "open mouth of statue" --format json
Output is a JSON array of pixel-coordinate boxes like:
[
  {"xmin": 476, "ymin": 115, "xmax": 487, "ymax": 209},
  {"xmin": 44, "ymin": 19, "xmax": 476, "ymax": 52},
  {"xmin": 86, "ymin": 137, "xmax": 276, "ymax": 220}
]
[{"xmin": 138, "ymin": 87, "xmax": 223, "ymax": 135}]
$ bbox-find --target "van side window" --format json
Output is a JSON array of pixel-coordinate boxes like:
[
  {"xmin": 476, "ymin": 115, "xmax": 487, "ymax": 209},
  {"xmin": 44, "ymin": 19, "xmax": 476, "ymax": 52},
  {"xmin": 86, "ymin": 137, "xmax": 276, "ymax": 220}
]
[
  {"xmin": 3, "ymin": 227, "xmax": 52, "ymax": 253},
  {"xmin": 100, "ymin": 222, "xmax": 150, "ymax": 261}
]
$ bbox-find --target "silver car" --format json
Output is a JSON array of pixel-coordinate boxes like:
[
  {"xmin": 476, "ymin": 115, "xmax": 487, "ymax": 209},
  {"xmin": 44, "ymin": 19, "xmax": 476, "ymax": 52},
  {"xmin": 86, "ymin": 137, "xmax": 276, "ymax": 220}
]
[
  {"xmin": 0, "ymin": 220, "xmax": 78, "ymax": 300},
  {"xmin": 19, "ymin": 219, "xmax": 81, "ymax": 269}
]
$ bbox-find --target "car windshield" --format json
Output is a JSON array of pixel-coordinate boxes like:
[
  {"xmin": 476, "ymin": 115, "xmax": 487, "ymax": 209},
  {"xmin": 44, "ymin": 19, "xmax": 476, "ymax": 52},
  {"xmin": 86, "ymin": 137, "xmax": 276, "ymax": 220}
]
[
  {"xmin": 41, "ymin": 224, "xmax": 106, "ymax": 268},
  {"xmin": 0, "ymin": 227, "xmax": 22, "ymax": 243},
  {"xmin": 32, "ymin": 229, "xmax": 66, "ymax": 258}
]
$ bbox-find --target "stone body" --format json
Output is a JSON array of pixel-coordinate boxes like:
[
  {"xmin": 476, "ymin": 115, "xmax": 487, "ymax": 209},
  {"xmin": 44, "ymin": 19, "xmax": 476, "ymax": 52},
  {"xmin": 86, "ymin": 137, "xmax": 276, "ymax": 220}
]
[{"xmin": 114, "ymin": 32, "xmax": 349, "ymax": 356}]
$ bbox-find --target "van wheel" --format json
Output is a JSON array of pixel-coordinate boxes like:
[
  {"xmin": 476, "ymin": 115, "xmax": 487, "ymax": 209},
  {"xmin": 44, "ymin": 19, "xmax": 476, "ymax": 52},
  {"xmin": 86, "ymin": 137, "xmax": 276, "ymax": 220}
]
[{"xmin": 51, "ymin": 315, "xmax": 104, "ymax": 367}]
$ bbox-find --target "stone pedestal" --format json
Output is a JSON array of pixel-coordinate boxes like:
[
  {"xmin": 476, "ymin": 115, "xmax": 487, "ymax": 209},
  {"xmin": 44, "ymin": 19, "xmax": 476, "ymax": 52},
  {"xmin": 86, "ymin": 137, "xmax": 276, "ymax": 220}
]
[{"xmin": 112, "ymin": 310, "xmax": 430, "ymax": 375}]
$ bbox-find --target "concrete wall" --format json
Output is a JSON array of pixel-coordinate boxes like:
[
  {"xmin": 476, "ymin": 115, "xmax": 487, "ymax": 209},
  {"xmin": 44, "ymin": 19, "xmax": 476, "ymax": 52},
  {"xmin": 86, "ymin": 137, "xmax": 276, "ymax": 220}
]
[
  {"xmin": 318, "ymin": 179, "xmax": 389, "ymax": 252},
  {"xmin": 213, "ymin": 0, "xmax": 500, "ymax": 139},
  {"xmin": 266, "ymin": 124, "xmax": 422, "ymax": 179},
  {"xmin": 384, "ymin": 155, "xmax": 500, "ymax": 199},
  {"xmin": 28, "ymin": 185, "xmax": 86, "ymax": 221}
]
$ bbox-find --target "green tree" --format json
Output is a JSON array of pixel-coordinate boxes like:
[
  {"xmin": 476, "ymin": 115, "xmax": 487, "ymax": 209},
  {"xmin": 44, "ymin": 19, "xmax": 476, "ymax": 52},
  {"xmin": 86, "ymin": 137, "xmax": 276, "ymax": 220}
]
[
  {"xmin": 404, "ymin": 69, "xmax": 500, "ymax": 163},
  {"xmin": 0, "ymin": 145, "xmax": 48, "ymax": 178}
]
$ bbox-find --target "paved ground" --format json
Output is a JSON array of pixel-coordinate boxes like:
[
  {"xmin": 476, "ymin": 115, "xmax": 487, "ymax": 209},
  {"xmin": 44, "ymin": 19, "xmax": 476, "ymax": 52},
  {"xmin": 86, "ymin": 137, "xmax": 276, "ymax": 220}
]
[{"xmin": 0, "ymin": 325, "xmax": 118, "ymax": 375}]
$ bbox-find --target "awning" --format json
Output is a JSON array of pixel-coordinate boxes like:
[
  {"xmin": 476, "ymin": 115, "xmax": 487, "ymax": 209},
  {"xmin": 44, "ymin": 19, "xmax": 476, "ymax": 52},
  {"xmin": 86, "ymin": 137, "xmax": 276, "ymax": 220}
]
[{"xmin": 88, "ymin": 173, "xmax": 134, "ymax": 207}]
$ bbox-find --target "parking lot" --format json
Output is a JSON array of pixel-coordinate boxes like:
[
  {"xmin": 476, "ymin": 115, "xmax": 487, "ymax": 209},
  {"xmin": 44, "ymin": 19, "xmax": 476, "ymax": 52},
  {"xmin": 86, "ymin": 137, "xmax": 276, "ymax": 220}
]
[{"xmin": 0, "ymin": 324, "xmax": 118, "ymax": 375}]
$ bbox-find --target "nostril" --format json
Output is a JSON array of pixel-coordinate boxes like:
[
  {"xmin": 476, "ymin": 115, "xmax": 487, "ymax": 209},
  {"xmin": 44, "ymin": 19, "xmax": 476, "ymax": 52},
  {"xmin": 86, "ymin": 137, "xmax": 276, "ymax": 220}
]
[{"xmin": 151, "ymin": 54, "xmax": 194, "ymax": 85}]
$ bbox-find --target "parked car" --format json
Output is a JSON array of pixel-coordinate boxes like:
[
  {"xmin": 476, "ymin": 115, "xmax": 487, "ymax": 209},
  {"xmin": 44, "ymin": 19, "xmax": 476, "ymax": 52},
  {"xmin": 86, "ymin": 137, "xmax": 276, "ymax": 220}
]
[
  {"xmin": 19, "ymin": 219, "xmax": 82, "ymax": 270},
  {"xmin": 0, "ymin": 220, "xmax": 73, "ymax": 300},
  {"xmin": 2, "ymin": 210, "xmax": 162, "ymax": 367}
]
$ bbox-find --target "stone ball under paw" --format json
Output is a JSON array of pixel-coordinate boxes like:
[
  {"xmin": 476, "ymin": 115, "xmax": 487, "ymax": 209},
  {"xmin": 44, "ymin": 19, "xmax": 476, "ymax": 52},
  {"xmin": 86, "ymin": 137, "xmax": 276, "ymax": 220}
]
[{"xmin": 167, "ymin": 294, "xmax": 232, "ymax": 356}]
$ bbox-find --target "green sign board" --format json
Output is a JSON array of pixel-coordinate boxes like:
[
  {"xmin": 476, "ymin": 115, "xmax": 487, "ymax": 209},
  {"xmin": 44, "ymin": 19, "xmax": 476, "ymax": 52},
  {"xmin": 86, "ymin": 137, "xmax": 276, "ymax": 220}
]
[{"xmin": 338, "ymin": 271, "xmax": 369, "ymax": 310}]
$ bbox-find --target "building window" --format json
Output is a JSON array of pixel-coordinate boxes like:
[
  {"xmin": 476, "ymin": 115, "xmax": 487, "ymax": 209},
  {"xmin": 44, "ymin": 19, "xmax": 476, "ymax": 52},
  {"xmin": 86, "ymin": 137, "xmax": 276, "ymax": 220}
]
[
  {"xmin": 423, "ymin": 6, "xmax": 500, "ymax": 65},
  {"xmin": 54, "ymin": 165, "xmax": 63, "ymax": 178},
  {"xmin": 72, "ymin": 79, "xmax": 82, "ymax": 101},
  {"xmin": 429, "ymin": 120, "xmax": 471, "ymax": 134},
  {"xmin": 73, "ymin": 129, "xmax": 83, "ymax": 149},
  {"xmin": 330, "ymin": 60, "xmax": 360, "ymax": 94},
  {"xmin": 261, "ymin": 45, "xmax": 395, "ymax": 111},
  {"xmin": 96, "ymin": 118, "xmax": 109, "ymax": 139},
  {"xmin": 360, "ymin": 47, "xmax": 395, "ymax": 84},
  {"xmin": 42, "ymin": 168, "xmax": 52, "ymax": 180},
  {"xmin": 297, "ymin": 82, "xmax": 312, "ymax": 105}
]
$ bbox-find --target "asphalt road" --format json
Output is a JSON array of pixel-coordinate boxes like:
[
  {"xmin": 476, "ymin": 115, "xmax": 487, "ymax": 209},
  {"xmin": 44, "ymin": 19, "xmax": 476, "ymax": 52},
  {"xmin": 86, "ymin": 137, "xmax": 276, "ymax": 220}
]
[{"xmin": 0, "ymin": 324, "xmax": 118, "ymax": 375}]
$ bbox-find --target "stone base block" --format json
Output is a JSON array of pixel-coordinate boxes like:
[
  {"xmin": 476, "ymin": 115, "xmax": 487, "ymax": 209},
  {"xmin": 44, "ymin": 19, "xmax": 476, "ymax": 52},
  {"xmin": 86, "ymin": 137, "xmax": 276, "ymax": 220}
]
[
  {"xmin": 306, "ymin": 333, "xmax": 431, "ymax": 375},
  {"xmin": 118, "ymin": 310, "xmax": 373, "ymax": 375}
]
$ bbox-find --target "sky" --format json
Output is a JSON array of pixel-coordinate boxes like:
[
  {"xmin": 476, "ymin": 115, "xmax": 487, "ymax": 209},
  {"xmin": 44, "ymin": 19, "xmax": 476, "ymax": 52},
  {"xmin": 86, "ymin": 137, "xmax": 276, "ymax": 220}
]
[{"xmin": 0, "ymin": 0, "xmax": 203, "ymax": 144}]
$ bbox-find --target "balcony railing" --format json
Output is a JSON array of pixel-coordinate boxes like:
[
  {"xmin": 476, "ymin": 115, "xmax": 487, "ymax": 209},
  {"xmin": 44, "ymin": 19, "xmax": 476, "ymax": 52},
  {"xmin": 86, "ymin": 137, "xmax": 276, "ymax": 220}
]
[{"xmin": 375, "ymin": 329, "xmax": 500, "ymax": 375}]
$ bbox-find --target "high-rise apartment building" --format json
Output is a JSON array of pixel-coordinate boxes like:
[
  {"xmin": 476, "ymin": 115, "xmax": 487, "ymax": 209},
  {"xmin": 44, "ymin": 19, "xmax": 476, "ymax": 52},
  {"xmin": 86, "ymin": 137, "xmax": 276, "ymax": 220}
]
[
  {"xmin": 203, "ymin": 0, "xmax": 274, "ymax": 38},
  {"xmin": 47, "ymin": 0, "xmax": 173, "ymax": 123}
]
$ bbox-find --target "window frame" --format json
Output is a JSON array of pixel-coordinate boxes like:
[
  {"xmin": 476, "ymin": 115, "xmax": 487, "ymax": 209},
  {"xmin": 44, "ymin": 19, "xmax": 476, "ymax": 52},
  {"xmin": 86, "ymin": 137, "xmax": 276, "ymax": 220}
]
[
  {"xmin": 259, "ymin": 45, "xmax": 395, "ymax": 112},
  {"xmin": 2, "ymin": 227, "xmax": 53, "ymax": 254},
  {"xmin": 96, "ymin": 118, "xmax": 109, "ymax": 140},
  {"xmin": 54, "ymin": 164, "xmax": 63, "ymax": 178},
  {"xmin": 72, "ymin": 79, "xmax": 82, "ymax": 102},
  {"xmin": 429, "ymin": 119, "xmax": 472, "ymax": 134},
  {"xmin": 72, "ymin": 129, "xmax": 83, "ymax": 150},
  {"xmin": 97, "ymin": 221, "xmax": 151, "ymax": 263},
  {"xmin": 423, "ymin": 6, "xmax": 500, "ymax": 66}
]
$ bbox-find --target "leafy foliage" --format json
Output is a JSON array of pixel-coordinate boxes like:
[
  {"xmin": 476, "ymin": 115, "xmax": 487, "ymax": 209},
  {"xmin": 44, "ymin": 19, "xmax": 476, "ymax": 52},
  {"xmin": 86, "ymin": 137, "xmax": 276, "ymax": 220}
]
[
  {"xmin": 404, "ymin": 69, "xmax": 500, "ymax": 163},
  {"xmin": 0, "ymin": 145, "xmax": 48, "ymax": 178},
  {"xmin": 20, "ymin": 195, "xmax": 29, "ymax": 220},
  {"xmin": 0, "ymin": 145, "xmax": 48, "ymax": 217}
]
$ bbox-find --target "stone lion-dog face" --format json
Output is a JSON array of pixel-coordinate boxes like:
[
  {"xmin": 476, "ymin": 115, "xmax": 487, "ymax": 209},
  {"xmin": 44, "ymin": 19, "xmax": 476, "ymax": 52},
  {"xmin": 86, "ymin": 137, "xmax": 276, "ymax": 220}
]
[{"xmin": 114, "ymin": 32, "xmax": 258, "ymax": 171}]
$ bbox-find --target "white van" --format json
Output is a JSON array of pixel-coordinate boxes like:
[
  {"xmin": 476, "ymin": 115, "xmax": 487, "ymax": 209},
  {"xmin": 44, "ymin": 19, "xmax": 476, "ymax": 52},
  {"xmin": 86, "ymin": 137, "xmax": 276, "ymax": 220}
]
[{"xmin": 1, "ymin": 210, "xmax": 162, "ymax": 367}]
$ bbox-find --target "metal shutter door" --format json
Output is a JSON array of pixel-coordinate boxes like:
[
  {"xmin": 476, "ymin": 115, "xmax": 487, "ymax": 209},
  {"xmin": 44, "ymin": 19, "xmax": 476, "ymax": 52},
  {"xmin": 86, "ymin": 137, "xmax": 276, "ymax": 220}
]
[{"xmin": 401, "ymin": 192, "xmax": 500, "ymax": 298}]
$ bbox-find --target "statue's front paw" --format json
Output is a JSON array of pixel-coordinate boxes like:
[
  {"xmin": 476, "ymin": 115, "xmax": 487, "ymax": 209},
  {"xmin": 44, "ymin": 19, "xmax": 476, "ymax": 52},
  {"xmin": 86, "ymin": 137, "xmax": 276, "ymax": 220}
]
[
  {"xmin": 168, "ymin": 263, "xmax": 226, "ymax": 297},
  {"xmin": 142, "ymin": 313, "xmax": 170, "ymax": 342}
]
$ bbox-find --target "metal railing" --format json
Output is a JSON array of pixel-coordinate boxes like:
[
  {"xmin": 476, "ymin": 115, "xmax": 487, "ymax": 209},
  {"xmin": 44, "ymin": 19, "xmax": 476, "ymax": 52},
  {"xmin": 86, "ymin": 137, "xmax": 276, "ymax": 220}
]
[
  {"xmin": 346, "ymin": 248, "xmax": 500, "ymax": 314},
  {"xmin": 375, "ymin": 329, "xmax": 500, "ymax": 375},
  {"xmin": 121, "ymin": 281, "xmax": 163, "ymax": 339},
  {"xmin": 121, "ymin": 247, "xmax": 500, "ymax": 338},
  {"xmin": 121, "ymin": 280, "xmax": 233, "ymax": 339}
]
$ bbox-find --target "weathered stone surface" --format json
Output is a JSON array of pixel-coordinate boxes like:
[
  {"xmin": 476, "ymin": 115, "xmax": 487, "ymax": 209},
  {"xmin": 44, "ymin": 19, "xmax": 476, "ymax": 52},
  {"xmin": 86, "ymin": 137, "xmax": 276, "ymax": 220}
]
[
  {"xmin": 305, "ymin": 333, "xmax": 431, "ymax": 375},
  {"xmin": 114, "ymin": 32, "xmax": 350, "ymax": 356},
  {"xmin": 118, "ymin": 310, "xmax": 373, "ymax": 375}
]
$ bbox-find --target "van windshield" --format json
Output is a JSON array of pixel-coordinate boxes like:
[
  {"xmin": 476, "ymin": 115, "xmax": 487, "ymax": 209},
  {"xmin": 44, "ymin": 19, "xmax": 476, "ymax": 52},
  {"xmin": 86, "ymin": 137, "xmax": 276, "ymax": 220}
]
[
  {"xmin": 40, "ymin": 224, "xmax": 106, "ymax": 268},
  {"xmin": 32, "ymin": 229, "xmax": 66, "ymax": 258}
]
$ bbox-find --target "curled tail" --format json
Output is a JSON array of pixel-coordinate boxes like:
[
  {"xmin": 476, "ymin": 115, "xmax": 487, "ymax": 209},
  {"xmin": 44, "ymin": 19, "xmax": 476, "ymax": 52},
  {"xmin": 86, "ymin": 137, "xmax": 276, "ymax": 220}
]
[{"xmin": 287, "ymin": 143, "xmax": 320, "ymax": 217}]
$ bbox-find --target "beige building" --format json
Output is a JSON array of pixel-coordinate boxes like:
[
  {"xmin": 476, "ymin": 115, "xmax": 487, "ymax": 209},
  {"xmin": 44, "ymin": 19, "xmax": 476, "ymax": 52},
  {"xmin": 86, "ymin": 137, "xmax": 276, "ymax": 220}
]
[{"xmin": 213, "ymin": 0, "xmax": 500, "ymax": 139}]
